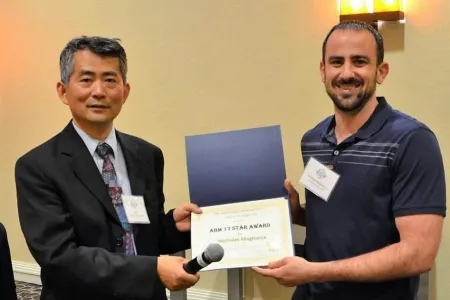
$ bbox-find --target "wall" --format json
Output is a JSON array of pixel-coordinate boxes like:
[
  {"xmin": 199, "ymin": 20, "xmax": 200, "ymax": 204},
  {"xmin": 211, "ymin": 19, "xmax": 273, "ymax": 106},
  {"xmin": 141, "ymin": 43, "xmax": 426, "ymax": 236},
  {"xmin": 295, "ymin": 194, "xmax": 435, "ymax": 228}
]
[{"xmin": 0, "ymin": 1, "xmax": 448, "ymax": 299}]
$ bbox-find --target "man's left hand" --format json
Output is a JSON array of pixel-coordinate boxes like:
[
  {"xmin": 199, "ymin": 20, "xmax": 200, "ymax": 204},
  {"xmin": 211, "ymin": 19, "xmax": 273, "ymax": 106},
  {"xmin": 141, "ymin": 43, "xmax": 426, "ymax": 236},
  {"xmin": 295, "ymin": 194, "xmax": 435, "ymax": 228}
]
[
  {"xmin": 173, "ymin": 203, "xmax": 202, "ymax": 232},
  {"xmin": 252, "ymin": 256, "xmax": 317, "ymax": 287}
]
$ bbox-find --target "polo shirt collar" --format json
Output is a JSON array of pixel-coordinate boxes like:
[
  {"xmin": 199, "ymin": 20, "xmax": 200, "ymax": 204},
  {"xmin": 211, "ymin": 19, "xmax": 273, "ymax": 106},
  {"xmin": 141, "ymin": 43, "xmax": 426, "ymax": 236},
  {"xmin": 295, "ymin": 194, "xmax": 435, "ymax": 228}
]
[{"xmin": 320, "ymin": 97, "xmax": 393, "ymax": 142}]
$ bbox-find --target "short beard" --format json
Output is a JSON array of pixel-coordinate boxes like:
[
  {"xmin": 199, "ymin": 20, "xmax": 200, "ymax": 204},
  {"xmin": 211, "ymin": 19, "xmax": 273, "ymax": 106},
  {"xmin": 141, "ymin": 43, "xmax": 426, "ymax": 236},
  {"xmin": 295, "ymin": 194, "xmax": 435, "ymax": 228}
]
[{"xmin": 326, "ymin": 80, "xmax": 376, "ymax": 114}]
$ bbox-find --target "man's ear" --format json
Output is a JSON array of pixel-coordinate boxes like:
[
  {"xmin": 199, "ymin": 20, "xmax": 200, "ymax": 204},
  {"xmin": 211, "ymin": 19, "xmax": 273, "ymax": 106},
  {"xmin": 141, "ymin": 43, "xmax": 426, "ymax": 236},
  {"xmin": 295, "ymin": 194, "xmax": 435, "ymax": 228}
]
[
  {"xmin": 57, "ymin": 82, "xmax": 69, "ymax": 105},
  {"xmin": 377, "ymin": 62, "xmax": 389, "ymax": 85},
  {"xmin": 122, "ymin": 82, "xmax": 131, "ymax": 105},
  {"xmin": 320, "ymin": 61, "xmax": 325, "ymax": 83}
]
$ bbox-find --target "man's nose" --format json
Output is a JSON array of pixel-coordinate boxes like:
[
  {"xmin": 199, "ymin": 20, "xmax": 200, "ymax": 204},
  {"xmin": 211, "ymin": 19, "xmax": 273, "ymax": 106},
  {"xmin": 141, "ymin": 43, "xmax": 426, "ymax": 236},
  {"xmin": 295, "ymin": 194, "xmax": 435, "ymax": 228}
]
[
  {"xmin": 91, "ymin": 81, "xmax": 106, "ymax": 98},
  {"xmin": 340, "ymin": 63, "xmax": 356, "ymax": 79}
]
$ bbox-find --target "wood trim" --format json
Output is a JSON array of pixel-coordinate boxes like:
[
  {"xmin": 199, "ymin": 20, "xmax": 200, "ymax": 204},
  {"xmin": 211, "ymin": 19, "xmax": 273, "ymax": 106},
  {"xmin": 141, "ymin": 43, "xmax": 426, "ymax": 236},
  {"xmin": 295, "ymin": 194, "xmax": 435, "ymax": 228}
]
[{"xmin": 339, "ymin": 11, "xmax": 404, "ymax": 23}]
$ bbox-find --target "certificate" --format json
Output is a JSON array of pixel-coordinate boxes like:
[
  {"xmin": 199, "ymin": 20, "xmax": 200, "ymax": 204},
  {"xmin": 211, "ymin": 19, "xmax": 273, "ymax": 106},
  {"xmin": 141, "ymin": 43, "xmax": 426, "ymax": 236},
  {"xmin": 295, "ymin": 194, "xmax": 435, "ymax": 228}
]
[
  {"xmin": 185, "ymin": 125, "xmax": 293, "ymax": 270},
  {"xmin": 191, "ymin": 197, "xmax": 294, "ymax": 271}
]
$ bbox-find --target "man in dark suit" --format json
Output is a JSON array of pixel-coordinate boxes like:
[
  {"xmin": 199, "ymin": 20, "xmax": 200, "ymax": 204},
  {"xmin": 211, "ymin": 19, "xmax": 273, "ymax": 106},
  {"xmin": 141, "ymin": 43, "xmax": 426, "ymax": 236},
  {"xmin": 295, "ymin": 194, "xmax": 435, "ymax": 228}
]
[
  {"xmin": 0, "ymin": 222, "xmax": 18, "ymax": 300},
  {"xmin": 15, "ymin": 36, "xmax": 201, "ymax": 300}
]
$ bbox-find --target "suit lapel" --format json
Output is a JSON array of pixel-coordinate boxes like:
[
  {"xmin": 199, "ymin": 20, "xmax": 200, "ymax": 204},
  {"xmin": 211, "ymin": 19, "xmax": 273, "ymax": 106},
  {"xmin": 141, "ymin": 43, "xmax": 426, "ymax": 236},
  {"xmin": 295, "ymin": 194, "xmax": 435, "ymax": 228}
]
[
  {"xmin": 59, "ymin": 123, "xmax": 122, "ymax": 226},
  {"xmin": 116, "ymin": 132, "xmax": 146, "ymax": 197},
  {"xmin": 117, "ymin": 131, "xmax": 146, "ymax": 236}
]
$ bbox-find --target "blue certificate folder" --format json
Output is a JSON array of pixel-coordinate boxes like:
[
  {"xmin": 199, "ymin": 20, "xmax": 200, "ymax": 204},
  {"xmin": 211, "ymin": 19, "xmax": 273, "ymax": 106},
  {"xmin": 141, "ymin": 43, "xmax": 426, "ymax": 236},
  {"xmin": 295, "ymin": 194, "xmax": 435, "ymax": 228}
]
[{"xmin": 185, "ymin": 125, "xmax": 288, "ymax": 207}]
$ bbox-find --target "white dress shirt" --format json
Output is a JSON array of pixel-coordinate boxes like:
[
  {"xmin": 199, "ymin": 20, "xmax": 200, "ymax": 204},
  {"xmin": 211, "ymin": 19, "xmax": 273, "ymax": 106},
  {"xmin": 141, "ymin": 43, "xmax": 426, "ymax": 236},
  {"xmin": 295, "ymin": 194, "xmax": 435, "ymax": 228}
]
[{"xmin": 72, "ymin": 121, "xmax": 132, "ymax": 196}]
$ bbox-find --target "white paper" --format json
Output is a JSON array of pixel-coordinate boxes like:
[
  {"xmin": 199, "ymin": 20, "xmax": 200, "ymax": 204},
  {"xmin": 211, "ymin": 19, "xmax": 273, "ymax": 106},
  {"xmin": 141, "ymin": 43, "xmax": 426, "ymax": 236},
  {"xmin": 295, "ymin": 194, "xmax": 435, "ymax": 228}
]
[
  {"xmin": 299, "ymin": 157, "xmax": 340, "ymax": 202},
  {"xmin": 122, "ymin": 195, "xmax": 151, "ymax": 224},
  {"xmin": 190, "ymin": 197, "xmax": 294, "ymax": 271}
]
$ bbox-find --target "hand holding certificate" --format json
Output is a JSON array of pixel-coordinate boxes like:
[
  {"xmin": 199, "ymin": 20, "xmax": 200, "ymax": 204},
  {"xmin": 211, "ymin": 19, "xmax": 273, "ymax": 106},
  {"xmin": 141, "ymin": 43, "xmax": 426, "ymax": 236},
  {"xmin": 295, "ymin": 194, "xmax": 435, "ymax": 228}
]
[{"xmin": 185, "ymin": 125, "xmax": 294, "ymax": 271}]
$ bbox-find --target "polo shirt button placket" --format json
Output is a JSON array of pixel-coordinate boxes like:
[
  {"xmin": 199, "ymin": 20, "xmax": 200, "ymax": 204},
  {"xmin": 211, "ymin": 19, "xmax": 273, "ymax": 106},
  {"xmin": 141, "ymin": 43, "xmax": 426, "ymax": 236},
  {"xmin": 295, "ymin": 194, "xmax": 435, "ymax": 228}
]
[{"xmin": 331, "ymin": 149, "xmax": 340, "ymax": 170}]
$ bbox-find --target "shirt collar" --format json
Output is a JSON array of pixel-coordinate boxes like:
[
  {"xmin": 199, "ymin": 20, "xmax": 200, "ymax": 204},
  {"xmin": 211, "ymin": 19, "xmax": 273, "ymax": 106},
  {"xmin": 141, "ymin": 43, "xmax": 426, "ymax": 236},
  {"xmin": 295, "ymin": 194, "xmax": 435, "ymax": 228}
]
[
  {"xmin": 72, "ymin": 121, "xmax": 118, "ymax": 157},
  {"xmin": 321, "ymin": 97, "xmax": 393, "ymax": 142}
]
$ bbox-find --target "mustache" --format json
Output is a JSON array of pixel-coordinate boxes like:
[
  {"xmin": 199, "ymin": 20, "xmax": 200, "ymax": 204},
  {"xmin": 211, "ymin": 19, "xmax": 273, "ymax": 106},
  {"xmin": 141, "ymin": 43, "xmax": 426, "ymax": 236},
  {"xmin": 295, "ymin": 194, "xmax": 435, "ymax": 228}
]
[
  {"xmin": 86, "ymin": 102, "xmax": 110, "ymax": 108},
  {"xmin": 334, "ymin": 78, "xmax": 363, "ymax": 85}
]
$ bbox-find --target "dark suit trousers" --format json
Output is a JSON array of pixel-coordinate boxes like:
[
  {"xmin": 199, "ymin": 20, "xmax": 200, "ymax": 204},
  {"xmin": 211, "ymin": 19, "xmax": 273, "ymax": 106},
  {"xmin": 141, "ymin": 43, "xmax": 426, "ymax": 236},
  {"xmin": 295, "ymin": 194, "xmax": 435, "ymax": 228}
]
[{"xmin": 0, "ymin": 222, "xmax": 18, "ymax": 300}]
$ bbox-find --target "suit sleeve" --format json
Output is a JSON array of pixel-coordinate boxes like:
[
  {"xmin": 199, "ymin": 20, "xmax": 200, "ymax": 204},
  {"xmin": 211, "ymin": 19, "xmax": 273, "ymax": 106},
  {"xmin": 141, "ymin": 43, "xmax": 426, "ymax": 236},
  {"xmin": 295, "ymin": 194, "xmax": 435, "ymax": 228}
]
[
  {"xmin": 153, "ymin": 147, "xmax": 191, "ymax": 254},
  {"xmin": 15, "ymin": 156, "xmax": 160, "ymax": 300},
  {"xmin": 0, "ymin": 223, "xmax": 17, "ymax": 300}
]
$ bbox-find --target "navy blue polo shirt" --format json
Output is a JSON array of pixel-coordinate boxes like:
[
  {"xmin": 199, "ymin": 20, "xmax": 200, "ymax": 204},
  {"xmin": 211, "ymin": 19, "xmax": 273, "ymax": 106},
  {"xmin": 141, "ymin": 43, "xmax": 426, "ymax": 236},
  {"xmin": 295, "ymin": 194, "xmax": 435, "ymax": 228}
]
[{"xmin": 293, "ymin": 97, "xmax": 446, "ymax": 300}]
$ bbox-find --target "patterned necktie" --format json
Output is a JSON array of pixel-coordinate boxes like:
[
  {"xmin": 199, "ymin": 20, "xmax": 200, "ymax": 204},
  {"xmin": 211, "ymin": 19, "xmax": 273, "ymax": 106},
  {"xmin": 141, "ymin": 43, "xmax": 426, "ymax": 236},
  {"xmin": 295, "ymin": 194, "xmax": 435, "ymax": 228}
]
[{"xmin": 96, "ymin": 142, "xmax": 136, "ymax": 255}]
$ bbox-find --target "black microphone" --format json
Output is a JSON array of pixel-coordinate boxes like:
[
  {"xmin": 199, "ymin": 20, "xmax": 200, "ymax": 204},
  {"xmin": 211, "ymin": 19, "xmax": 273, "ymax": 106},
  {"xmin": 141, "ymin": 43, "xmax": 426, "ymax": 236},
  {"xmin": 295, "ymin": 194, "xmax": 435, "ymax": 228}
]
[{"xmin": 183, "ymin": 243, "xmax": 224, "ymax": 274}]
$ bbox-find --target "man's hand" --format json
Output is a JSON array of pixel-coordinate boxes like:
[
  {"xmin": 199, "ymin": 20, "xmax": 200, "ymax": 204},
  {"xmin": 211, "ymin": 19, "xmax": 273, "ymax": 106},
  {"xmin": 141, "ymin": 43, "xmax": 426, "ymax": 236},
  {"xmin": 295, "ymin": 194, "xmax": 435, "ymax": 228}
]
[
  {"xmin": 157, "ymin": 256, "xmax": 200, "ymax": 291},
  {"xmin": 285, "ymin": 179, "xmax": 305, "ymax": 226},
  {"xmin": 173, "ymin": 203, "xmax": 202, "ymax": 232},
  {"xmin": 252, "ymin": 256, "xmax": 316, "ymax": 287}
]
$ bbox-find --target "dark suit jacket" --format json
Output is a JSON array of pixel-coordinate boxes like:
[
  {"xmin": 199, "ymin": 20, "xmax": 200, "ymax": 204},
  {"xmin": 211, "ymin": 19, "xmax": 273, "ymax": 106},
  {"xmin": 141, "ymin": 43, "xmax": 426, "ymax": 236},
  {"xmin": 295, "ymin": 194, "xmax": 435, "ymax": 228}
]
[
  {"xmin": 0, "ymin": 222, "xmax": 18, "ymax": 300},
  {"xmin": 15, "ymin": 122, "xmax": 190, "ymax": 300}
]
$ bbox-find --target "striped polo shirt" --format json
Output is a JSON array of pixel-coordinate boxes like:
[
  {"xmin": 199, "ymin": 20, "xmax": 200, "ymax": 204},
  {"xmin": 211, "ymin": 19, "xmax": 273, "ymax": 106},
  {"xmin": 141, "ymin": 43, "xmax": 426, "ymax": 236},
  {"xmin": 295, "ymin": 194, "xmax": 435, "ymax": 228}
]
[{"xmin": 294, "ymin": 97, "xmax": 446, "ymax": 300}]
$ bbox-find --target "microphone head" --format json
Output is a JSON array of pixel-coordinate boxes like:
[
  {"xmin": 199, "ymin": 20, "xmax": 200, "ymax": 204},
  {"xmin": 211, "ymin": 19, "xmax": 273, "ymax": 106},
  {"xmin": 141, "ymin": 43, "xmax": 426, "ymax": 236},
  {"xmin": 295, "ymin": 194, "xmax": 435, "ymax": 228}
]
[{"xmin": 204, "ymin": 243, "xmax": 224, "ymax": 262}]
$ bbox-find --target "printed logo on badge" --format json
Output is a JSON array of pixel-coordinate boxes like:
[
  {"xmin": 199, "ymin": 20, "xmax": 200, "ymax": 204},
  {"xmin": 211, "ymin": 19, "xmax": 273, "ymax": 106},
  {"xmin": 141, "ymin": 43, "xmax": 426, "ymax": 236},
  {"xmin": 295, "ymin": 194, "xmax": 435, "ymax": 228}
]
[
  {"xmin": 316, "ymin": 168, "xmax": 327, "ymax": 180},
  {"xmin": 130, "ymin": 198, "xmax": 138, "ymax": 209}
]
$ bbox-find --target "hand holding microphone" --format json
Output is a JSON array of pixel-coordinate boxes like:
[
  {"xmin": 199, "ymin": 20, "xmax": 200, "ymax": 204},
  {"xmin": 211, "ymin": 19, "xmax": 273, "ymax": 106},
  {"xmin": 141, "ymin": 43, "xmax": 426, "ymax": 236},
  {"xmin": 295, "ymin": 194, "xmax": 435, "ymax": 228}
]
[
  {"xmin": 183, "ymin": 243, "xmax": 225, "ymax": 274},
  {"xmin": 157, "ymin": 243, "xmax": 224, "ymax": 291},
  {"xmin": 157, "ymin": 255, "xmax": 200, "ymax": 291}
]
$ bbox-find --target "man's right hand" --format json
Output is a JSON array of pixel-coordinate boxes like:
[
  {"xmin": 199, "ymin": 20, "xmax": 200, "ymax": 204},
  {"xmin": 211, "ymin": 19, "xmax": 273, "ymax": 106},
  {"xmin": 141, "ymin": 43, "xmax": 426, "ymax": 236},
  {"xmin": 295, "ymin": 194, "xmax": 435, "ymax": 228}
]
[
  {"xmin": 285, "ymin": 179, "xmax": 305, "ymax": 226},
  {"xmin": 157, "ymin": 256, "xmax": 200, "ymax": 291}
]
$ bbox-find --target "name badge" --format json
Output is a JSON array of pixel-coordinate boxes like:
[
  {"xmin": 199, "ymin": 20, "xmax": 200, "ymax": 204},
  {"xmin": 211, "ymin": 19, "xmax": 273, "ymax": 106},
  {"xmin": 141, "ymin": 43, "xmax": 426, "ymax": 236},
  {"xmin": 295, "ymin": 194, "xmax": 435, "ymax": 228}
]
[
  {"xmin": 299, "ymin": 157, "xmax": 340, "ymax": 202},
  {"xmin": 122, "ymin": 195, "xmax": 151, "ymax": 224}
]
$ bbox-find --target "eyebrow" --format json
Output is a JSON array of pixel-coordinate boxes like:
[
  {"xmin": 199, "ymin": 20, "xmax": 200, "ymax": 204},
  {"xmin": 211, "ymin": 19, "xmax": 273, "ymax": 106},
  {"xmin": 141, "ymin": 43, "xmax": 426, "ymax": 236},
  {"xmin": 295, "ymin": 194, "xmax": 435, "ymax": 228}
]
[
  {"xmin": 78, "ymin": 70, "xmax": 119, "ymax": 77},
  {"xmin": 328, "ymin": 56, "xmax": 344, "ymax": 61},
  {"xmin": 328, "ymin": 55, "xmax": 370, "ymax": 61},
  {"xmin": 351, "ymin": 55, "xmax": 370, "ymax": 61}
]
